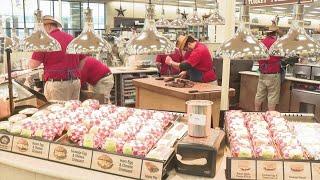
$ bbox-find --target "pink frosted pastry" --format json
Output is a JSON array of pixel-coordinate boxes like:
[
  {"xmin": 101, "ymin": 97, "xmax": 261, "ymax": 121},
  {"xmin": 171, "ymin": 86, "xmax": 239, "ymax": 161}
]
[
  {"xmin": 231, "ymin": 146, "xmax": 254, "ymax": 158},
  {"xmin": 282, "ymin": 145, "xmax": 305, "ymax": 159},
  {"xmin": 255, "ymin": 145, "xmax": 277, "ymax": 159},
  {"xmin": 64, "ymin": 100, "xmax": 82, "ymax": 110},
  {"xmin": 82, "ymin": 99, "xmax": 100, "ymax": 110},
  {"xmin": 123, "ymin": 140, "xmax": 149, "ymax": 157},
  {"xmin": 67, "ymin": 124, "xmax": 88, "ymax": 143}
]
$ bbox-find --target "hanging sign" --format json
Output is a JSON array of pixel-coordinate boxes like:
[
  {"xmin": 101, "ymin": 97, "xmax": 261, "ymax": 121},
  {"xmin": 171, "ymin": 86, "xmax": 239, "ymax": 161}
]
[{"xmin": 248, "ymin": 0, "xmax": 314, "ymax": 7}]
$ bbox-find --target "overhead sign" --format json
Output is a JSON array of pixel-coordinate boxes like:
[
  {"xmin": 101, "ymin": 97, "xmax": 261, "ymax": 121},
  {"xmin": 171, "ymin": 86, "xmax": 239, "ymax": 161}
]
[{"xmin": 248, "ymin": 0, "xmax": 314, "ymax": 7}]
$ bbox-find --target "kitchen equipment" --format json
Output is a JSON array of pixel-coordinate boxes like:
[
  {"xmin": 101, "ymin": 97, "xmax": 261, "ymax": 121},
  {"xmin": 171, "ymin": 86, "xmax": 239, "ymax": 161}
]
[
  {"xmin": 312, "ymin": 66, "xmax": 320, "ymax": 81},
  {"xmin": 175, "ymin": 129, "xmax": 225, "ymax": 177},
  {"xmin": 186, "ymin": 100, "xmax": 213, "ymax": 137},
  {"xmin": 294, "ymin": 64, "xmax": 311, "ymax": 79},
  {"xmin": 291, "ymin": 88, "xmax": 320, "ymax": 120}
]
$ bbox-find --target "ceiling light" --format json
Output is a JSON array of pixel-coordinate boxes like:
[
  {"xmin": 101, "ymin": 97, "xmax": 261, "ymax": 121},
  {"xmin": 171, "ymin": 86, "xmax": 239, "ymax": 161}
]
[
  {"xmin": 67, "ymin": 1, "xmax": 111, "ymax": 54},
  {"xmin": 205, "ymin": 1, "xmax": 225, "ymax": 25},
  {"xmin": 156, "ymin": 0, "xmax": 170, "ymax": 28},
  {"xmin": 269, "ymin": 3, "xmax": 320, "ymax": 57},
  {"xmin": 170, "ymin": 0, "xmax": 186, "ymax": 28},
  {"xmin": 217, "ymin": 3, "xmax": 269, "ymax": 60},
  {"xmin": 22, "ymin": 9, "xmax": 61, "ymax": 52},
  {"xmin": 185, "ymin": 0, "xmax": 203, "ymax": 26},
  {"xmin": 126, "ymin": 0, "xmax": 175, "ymax": 55}
]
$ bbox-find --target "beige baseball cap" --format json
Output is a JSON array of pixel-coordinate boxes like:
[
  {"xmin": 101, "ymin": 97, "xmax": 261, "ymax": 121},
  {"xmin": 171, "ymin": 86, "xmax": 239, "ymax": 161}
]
[
  {"xmin": 43, "ymin": 15, "xmax": 62, "ymax": 28},
  {"xmin": 176, "ymin": 35, "xmax": 188, "ymax": 50}
]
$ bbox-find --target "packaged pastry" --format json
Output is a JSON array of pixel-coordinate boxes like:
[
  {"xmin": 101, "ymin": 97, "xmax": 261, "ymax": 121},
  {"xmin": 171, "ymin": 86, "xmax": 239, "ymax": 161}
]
[
  {"xmin": 103, "ymin": 138, "xmax": 126, "ymax": 154},
  {"xmin": 123, "ymin": 140, "xmax": 149, "ymax": 157},
  {"xmin": 64, "ymin": 100, "xmax": 82, "ymax": 110},
  {"xmin": 19, "ymin": 108, "xmax": 38, "ymax": 116},
  {"xmin": 82, "ymin": 99, "xmax": 100, "ymax": 110},
  {"xmin": 67, "ymin": 124, "xmax": 88, "ymax": 143},
  {"xmin": 8, "ymin": 114, "xmax": 27, "ymax": 123},
  {"xmin": 47, "ymin": 104, "xmax": 65, "ymax": 112},
  {"xmin": 0, "ymin": 121, "xmax": 10, "ymax": 131},
  {"xmin": 231, "ymin": 146, "xmax": 254, "ymax": 158},
  {"xmin": 282, "ymin": 145, "xmax": 305, "ymax": 160},
  {"xmin": 255, "ymin": 145, "xmax": 277, "ymax": 159},
  {"xmin": 79, "ymin": 134, "xmax": 104, "ymax": 149}
]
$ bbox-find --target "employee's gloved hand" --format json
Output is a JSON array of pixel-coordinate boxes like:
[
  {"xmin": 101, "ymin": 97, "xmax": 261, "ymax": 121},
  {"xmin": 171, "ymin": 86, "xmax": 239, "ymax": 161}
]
[
  {"xmin": 165, "ymin": 56, "xmax": 173, "ymax": 65},
  {"xmin": 178, "ymin": 71, "xmax": 187, "ymax": 79}
]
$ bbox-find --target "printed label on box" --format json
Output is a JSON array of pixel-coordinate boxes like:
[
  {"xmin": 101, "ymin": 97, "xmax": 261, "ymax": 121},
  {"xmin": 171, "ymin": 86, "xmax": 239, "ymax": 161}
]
[
  {"xmin": 189, "ymin": 113, "xmax": 206, "ymax": 126},
  {"xmin": 257, "ymin": 160, "xmax": 283, "ymax": 180},
  {"xmin": 12, "ymin": 136, "xmax": 49, "ymax": 159},
  {"xmin": 91, "ymin": 151, "xmax": 142, "ymax": 179},
  {"xmin": 231, "ymin": 159, "xmax": 256, "ymax": 180},
  {"xmin": 311, "ymin": 162, "xmax": 320, "ymax": 180},
  {"xmin": 141, "ymin": 160, "xmax": 163, "ymax": 180},
  {"xmin": 284, "ymin": 161, "xmax": 311, "ymax": 180},
  {"xmin": 0, "ymin": 133, "xmax": 13, "ymax": 151},
  {"xmin": 49, "ymin": 143, "xmax": 92, "ymax": 168}
]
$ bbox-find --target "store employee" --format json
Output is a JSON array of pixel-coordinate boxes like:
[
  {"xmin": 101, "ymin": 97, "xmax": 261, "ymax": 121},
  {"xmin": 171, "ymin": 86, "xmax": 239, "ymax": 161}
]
[
  {"xmin": 80, "ymin": 57, "xmax": 114, "ymax": 104},
  {"xmin": 255, "ymin": 24, "xmax": 281, "ymax": 111},
  {"xmin": 29, "ymin": 15, "xmax": 86, "ymax": 101},
  {"xmin": 164, "ymin": 35, "xmax": 217, "ymax": 84}
]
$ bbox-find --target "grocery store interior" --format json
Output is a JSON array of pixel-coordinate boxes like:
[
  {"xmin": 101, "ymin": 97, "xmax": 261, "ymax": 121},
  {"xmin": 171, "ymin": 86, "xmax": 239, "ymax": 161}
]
[{"xmin": 0, "ymin": 0, "xmax": 320, "ymax": 180}]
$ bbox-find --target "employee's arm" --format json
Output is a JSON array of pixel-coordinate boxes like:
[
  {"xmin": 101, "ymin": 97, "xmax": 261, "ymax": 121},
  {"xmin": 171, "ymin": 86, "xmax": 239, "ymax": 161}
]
[
  {"xmin": 165, "ymin": 56, "xmax": 180, "ymax": 70},
  {"xmin": 29, "ymin": 59, "xmax": 42, "ymax": 69}
]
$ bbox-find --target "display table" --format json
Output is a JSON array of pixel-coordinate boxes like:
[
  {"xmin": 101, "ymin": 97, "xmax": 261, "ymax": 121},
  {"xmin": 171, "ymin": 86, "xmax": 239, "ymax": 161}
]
[{"xmin": 133, "ymin": 77, "xmax": 235, "ymax": 127}]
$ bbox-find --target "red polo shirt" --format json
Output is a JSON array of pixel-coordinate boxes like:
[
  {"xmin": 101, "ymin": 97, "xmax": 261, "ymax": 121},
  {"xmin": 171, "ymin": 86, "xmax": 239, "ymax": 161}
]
[
  {"xmin": 259, "ymin": 36, "xmax": 281, "ymax": 74},
  {"xmin": 184, "ymin": 42, "xmax": 216, "ymax": 83},
  {"xmin": 80, "ymin": 57, "xmax": 111, "ymax": 86},
  {"xmin": 156, "ymin": 49, "xmax": 182, "ymax": 75},
  {"xmin": 31, "ymin": 29, "xmax": 86, "ymax": 81}
]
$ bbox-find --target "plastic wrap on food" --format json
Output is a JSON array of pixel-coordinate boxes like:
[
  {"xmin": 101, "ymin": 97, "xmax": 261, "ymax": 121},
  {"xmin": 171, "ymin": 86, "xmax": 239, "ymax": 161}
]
[
  {"xmin": 8, "ymin": 114, "xmax": 27, "ymax": 124},
  {"xmin": 79, "ymin": 134, "xmax": 104, "ymax": 149},
  {"xmin": 103, "ymin": 138, "xmax": 126, "ymax": 154},
  {"xmin": 282, "ymin": 145, "xmax": 305, "ymax": 160},
  {"xmin": 231, "ymin": 146, "xmax": 254, "ymax": 158},
  {"xmin": 65, "ymin": 100, "xmax": 82, "ymax": 111},
  {"xmin": 82, "ymin": 99, "xmax": 100, "ymax": 110},
  {"xmin": 255, "ymin": 145, "xmax": 277, "ymax": 159},
  {"xmin": 67, "ymin": 124, "xmax": 88, "ymax": 143},
  {"xmin": 0, "ymin": 121, "xmax": 10, "ymax": 131},
  {"xmin": 46, "ymin": 104, "xmax": 65, "ymax": 112},
  {"xmin": 123, "ymin": 140, "xmax": 150, "ymax": 157},
  {"xmin": 99, "ymin": 105, "xmax": 117, "ymax": 115}
]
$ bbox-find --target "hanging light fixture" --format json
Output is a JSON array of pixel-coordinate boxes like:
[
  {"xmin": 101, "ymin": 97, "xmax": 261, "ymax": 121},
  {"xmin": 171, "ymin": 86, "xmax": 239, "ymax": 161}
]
[
  {"xmin": 269, "ymin": 0, "xmax": 320, "ymax": 58},
  {"xmin": 0, "ymin": 15, "xmax": 14, "ymax": 49},
  {"xmin": 170, "ymin": 0, "xmax": 186, "ymax": 28},
  {"xmin": 184, "ymin": 0, "xmax": 203, "ymax": 26},
  {"xmin": 217, "ymin": 2, "xmax": 269, "ymax": 60},
  {"xmin": 126, "ymin": 0, "xmax": 175, "ymax": 55},
  {"xmin": 22, "ymin": 0, "xmax": 61, "ymax": 52},
  {"xmin": 216, "ymin": 0, "xmax": 269, "ymax": 123},
  {"xmin": 155, "ymin": 0, "xmax": 170, "ymax": 28},
  {"xmin": 205, "ymin": 0, "xmax": 225, "ymax": 25},
  {"xmin": 67, "ymin": 0, "xmax": 111, "ymax": 54},
  {"xmin": 10, "ymin": 0, "xmax": 20, "ymax": 50}
]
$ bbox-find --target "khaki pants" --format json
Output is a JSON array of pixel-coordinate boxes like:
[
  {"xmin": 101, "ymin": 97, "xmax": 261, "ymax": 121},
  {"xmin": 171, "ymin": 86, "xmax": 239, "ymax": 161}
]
[
  {"xmin": 88, "ymin": 75, "xmax": 114, "ymax": 101},
  {"xmin": 255, "ymin": 74, "xmax": 281, "ymax": 106},
  {"xmin": 44, "ymin": 79, "xmax": 81, "ymax": 102}
]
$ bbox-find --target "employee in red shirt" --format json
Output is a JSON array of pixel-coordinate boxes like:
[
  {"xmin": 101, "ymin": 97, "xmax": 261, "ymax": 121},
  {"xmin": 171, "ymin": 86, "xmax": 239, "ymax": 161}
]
[
  {"xmin": 80, "ymin": 57, "xmax": 114, "ymax": 104},
  {"xmin": 255, "ymin": 23, "xmax": 282, "ymax": 111},
  {"xmin": 165, "ymin": 35, "xmax": 217, "ymax": 84},
  {"xmin": 29, "ymin": 15, "xmax": 86, "ymax": 101},
  {"xmin": 155, "ymin": 45, "xmax": 183, "ymax": 76}
]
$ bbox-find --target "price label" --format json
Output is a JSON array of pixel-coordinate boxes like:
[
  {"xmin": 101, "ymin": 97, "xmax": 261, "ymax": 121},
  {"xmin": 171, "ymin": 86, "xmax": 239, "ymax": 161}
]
[
  {"xmin": 284, "ymin": 161, "xmax": 311, "ymax": 180},
  {"xmin": 231, "ymin": 159, "xmax": 256, "ymax": 180},
  {"xmin": 189, "ymin": 113, "xmax": 206, "ymax": 126},
  {"xmin": 91, "ymin": 151, "xmax": 142, "ymax": 179},
  {"xmin": 257, "ymin": 160, "xmax": 283, "ymax": 180},
  {"xmin": 12, "ymin": 137, "xmax": 49, "ymax": 159},
  {"xmin": 49, "ymin": 143, "xmax": 92, "ymax": 168},
  {"xmin": 311, "ymin": 162, "xmax": 320, "ymax": 180},
  {"xmin": 141, "ymin": 160, "xmax": 163, "ymax": 180},
  {"xmin": 0, "ymin": 133, "xmax": 13, "ymax": 151}
]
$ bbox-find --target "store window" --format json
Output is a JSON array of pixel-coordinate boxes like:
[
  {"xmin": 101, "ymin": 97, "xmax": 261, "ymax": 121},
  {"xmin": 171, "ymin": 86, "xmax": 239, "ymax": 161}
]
[{"xmin": 1, "ymin": 0, "xmax": 105, "ymax": 38}]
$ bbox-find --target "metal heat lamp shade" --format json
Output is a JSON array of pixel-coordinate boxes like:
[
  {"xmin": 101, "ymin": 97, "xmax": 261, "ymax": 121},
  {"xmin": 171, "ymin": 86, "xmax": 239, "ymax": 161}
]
[
  {"xmin": 126, "ymin": 2, "xmax": 175, "ymax": 55},
  {"xmin": 217, "ymin": 4, "xmax": 269, "ymax": 60},
  {"xmin": 22, "ymin": 10, "xmax": 61, "ymax": 52},
  {"xmin": 170, "ymin": 8, "xmax": 186, "ymax": 28},
  {"xmin": 205, "ymin": 2, "xmax": 225, "ymax": 25},
  {"xmin": 156, "ymin": 9, "xmax": 170, "ymax": 28},
  {"xmin": 185, "ymin": 8, "xmax": 203, "ymax": 26},
  {"xmin": 67, "ymin": 8, "xmax": 111, "ymax": 54},
  {"xmin": 269, "ymin": 3, "xmax": 320, "ymax": 58}
]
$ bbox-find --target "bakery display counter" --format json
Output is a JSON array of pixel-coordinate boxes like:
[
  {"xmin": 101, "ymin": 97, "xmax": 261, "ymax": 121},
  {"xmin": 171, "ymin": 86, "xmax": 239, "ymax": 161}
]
[
  {"xmin": 225, "ymin": 111, "xmax": 320, "ymax": 180},
  {"xmin": 133, "ymin": 77, "xmax": 235, "ymax": 128}
]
